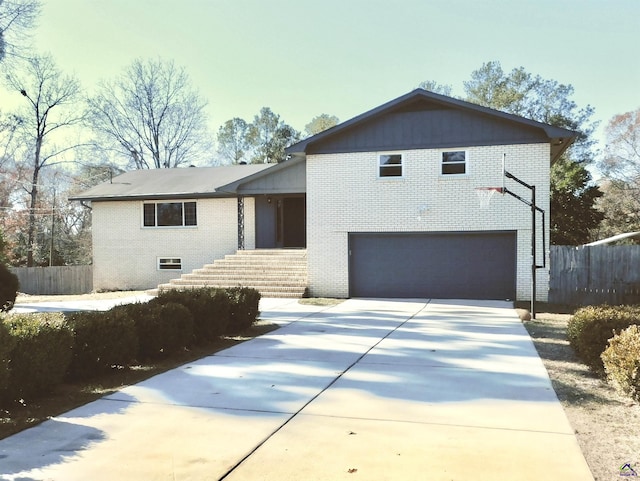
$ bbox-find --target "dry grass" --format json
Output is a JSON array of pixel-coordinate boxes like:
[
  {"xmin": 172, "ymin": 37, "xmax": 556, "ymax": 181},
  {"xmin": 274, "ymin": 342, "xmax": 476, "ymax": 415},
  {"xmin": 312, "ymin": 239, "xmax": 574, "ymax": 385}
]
[
  {"xmin": 15, "ymin": 290, "xmax": 148, "ymax": 304},
  {"xmin": 523, "ymin": 308, "xmax": 640, "ymax": 481},
  {"xmin": 298, "ymin": 297, "xmax": 345, "ymax": 306}
]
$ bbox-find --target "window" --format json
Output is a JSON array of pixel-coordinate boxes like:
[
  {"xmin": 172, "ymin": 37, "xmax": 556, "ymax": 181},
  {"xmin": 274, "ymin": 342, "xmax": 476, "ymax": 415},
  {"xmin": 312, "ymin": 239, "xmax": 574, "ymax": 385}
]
[
  {"xmin": 143, "ymin": 201, "xmax": 197, "ymax": 227},
  {"xmin": 379, "ymin": 153, "xmax": 403, "ymax": 177},
  {"xmin": 441, "ymin": 150, "xmax": 467, "ymax": 175},
  {"xmin": 158, "ymin": 257, "xmax": 182, "ymax": 270}
]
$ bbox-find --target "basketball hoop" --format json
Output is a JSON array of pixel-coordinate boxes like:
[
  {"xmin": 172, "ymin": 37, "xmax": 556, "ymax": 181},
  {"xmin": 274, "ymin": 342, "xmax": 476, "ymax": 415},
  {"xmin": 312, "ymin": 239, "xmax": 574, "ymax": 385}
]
[{"xmin": 475, "ymin": 187, "xmax": 503, "ymax": 209}]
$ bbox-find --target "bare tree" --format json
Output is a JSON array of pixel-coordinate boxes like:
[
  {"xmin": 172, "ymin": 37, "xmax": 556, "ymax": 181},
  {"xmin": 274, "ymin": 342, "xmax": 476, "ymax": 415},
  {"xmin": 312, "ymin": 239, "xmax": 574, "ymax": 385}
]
[
  {"xmin": 599, "ymin": 108, "xmax": 640, "ymax": 185},
  {"xmin": 87, "ymin": 58, "xmax": 211, "ymax": 169},
  {"xmin": 4, "ymin": 54, "xmax": 83, "ymax": 266},
  {"xmin": 597, "ymin": 108, "xmax": 640, "ymax": 236},
  {"xmin": 0, "ymin": 0, "xmax": 40, "ymax": 62}
]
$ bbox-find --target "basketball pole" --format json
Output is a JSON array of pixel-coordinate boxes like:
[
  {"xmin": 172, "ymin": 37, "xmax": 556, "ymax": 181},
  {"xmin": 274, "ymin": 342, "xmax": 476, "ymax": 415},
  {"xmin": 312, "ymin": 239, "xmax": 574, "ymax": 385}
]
[{"xmin": 501, "ymin": 157, "xmax": 542, "ymax": 320}]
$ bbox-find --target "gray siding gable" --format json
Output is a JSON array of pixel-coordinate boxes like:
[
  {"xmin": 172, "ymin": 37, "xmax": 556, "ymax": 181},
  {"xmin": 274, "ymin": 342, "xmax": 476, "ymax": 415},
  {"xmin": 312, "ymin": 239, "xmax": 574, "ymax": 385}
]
[
  {"xmin": 308, "ymin": 107, "xmax": 548, "ymax": 154},
  {"xmin": 219, "ymin": 157, "xmax": 306, "ymax": 195},
  {"xmin": 286, "ymin": 89, "xmax": 577, "ymax": 162}
]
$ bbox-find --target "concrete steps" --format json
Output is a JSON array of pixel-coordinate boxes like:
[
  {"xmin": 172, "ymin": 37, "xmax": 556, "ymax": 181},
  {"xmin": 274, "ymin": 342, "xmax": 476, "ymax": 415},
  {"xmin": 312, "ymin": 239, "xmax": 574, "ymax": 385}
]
[{"xmin": 154, "ymin": 249, "xmax": 308, "ymax": 298}]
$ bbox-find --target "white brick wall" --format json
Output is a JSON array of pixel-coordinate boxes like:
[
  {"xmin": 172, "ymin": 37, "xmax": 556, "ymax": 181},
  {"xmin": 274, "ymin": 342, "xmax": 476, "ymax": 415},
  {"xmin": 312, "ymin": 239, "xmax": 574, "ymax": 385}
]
[
  {"xmin": 92, "ymin": 197, "xmax": 254, "ymax": 291},
  {"xmin": 306, "ymin": 143, "xmax": 551, "ymax": 301}
]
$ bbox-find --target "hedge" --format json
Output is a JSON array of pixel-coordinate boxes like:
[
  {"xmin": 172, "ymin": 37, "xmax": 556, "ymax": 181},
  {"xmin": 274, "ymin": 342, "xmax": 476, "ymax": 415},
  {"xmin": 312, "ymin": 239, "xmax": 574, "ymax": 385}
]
[
  {"xmin": 226, "ymin": 287, "xmax": 261, "ymax": 333},
  {"xmin": 567, "ymin": 305, "xmax": 640, "ymax": 373},
  {"xmin": 154, "ymin": 288, "xmax": 231, "ymax": 342},
  {"xmin": 0, "ymin": 263, "xmax": 19, "ymax": 313},
  {"xmin": 1, "ymin": 312, "xmax": 73, "ymax": 400},
  {"xmin": 0, "ymin": 319, "xmax": 16, "ymax": 393},
  {"xmin": 601, "ymin": 324, "xmax": 640, "ymax": 401},
  {"xmin": 113, "ymin": 302, "xmax": 195, "ymax": 361},
  {"xmin": 0, "ymin": 287, "xmax": 262, "ymax": 406},
  {"xmin": 65, "ymin": 310, "xmax": 138, "ymax": 380}
]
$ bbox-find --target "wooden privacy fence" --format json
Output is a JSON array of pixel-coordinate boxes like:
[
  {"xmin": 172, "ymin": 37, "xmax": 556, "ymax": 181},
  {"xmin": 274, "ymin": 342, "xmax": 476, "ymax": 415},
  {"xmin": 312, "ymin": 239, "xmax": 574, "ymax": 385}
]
[
  {"xmin": 549, "ymin": 245, "xmax": 640, "ymax": 306},
  {"xmin": 10, "ymin": 265, "xmax": 93, "ymax": 295}
]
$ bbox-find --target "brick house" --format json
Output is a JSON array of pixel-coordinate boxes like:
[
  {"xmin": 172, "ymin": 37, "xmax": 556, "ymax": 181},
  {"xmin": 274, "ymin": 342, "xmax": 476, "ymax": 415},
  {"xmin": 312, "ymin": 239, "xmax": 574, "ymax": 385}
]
[{"xmin": 73, "ymin": 89, "xmax": 575, "ymax": 301}]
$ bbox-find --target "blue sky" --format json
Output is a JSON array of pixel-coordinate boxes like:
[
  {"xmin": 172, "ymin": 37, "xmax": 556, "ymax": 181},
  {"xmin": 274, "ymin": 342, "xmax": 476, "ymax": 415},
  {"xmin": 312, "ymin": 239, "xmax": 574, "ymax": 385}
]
[{"xmin": 7, "ymin": 0, "xmax": 640, "ymax": 149}]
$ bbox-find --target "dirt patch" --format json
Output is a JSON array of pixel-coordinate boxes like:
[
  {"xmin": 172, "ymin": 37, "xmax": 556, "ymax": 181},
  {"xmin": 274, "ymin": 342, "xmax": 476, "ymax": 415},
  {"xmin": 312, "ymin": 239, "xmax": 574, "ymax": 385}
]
[
  {"xmin": 524, "ymin": 312, "xmax": 640, "ymax": 480},
  {"xmin": 298, "ymin": 298, "xmax": 345, "ymax": 306}
]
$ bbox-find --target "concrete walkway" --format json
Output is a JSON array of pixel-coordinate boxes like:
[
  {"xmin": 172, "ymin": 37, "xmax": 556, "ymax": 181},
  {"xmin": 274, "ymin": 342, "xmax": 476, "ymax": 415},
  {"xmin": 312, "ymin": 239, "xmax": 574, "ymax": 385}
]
[
  {"xmin": 0, "ymin": 298, "xmax": 593, "ymax": 481},
  {"xmin": 12, "ymin": 294, "xmax": 155, "ymax": 314}
]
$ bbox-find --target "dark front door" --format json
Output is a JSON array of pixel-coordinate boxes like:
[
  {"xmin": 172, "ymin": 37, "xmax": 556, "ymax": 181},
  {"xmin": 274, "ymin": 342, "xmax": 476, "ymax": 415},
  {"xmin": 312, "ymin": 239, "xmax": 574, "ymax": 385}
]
[
  {"xmin": 282, "ymin": 197, "xmax": 306, "ymax": 248},
  {"xmin": 255, "ymin": 195, "xmax": 306, "ymax": 248}
]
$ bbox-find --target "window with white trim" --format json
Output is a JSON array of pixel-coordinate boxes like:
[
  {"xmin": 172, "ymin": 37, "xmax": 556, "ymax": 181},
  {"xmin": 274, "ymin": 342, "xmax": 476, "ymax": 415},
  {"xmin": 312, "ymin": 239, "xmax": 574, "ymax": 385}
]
[
  {"xmin": 143, "ymin": 201, "xmax": 197, "ymax": 227},
  {"xmin": 378, "ymin": 153, "xmax": 403, "ymax": 178},
  {"xmin": 441, "ymin": 150, "xmax": 467, "ymax": 175},
  {"xmin": 158, "ymin": 257, "xmax": 182, "ymax": 270}
]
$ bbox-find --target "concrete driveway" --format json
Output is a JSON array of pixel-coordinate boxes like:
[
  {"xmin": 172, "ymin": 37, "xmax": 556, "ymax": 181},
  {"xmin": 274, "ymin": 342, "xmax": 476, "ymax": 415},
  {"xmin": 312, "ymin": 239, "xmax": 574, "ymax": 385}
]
[{"xmin": 0, "ymin": 298, "xmax": 592, "ymax": 481}]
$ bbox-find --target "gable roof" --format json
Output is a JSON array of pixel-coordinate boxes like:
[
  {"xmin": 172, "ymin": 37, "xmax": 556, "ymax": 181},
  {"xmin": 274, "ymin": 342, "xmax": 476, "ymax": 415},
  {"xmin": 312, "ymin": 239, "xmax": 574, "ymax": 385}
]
[
  {"xmin": 217, "ymin": 156, "xmax": 306, "ymax": 195},
  {"xmin": 286, "ymin": 89, "xmax": 577, "ymax": 162},
  {"xmin": 70, "ymin": 164, "xmax": 275, "ymax": 202}
]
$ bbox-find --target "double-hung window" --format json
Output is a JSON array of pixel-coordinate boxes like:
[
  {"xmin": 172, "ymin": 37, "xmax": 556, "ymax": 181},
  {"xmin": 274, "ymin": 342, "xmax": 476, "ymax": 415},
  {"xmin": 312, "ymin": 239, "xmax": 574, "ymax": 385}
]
[
  {"xmin": 143, "ymin": 201, "xmax": 197, "ymax": 227},
  {"xmin": 441, "ymin": 150, "xmax": 467, "ymax": 175},
  {"xmin": 379, "ymin": 153, "xmax": 403, "ymax": 178}
]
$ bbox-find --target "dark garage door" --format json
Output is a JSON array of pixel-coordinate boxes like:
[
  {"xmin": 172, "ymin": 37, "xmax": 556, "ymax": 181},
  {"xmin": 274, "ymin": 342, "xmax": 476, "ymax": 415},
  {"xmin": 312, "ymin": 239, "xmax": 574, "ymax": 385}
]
[{"xmin": 349, "ymin": 232, "xmax": 516, "ymax": 299}]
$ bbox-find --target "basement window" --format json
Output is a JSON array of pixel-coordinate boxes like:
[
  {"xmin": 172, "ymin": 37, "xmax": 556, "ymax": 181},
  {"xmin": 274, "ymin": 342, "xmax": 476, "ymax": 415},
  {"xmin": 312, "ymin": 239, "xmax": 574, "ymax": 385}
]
[
  {"xmin": 158, "ymin": 257, "xmax": 182, "ymax": 270},
  {"xmin": 378, "ymin": 153, "xmax": 403, "ymax": 178},
  {"xmin": 143, "ymin": 201, "xmax": 197, "ymax": 227},
  {"xmin": 441, "ymin": 150, "xmax": 467, "ymax": 175}
]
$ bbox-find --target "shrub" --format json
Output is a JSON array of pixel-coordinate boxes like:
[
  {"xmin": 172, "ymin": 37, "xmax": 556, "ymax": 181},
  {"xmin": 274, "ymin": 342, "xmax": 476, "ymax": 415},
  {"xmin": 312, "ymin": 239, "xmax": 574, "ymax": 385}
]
[
  {"xmin": 0, "ymin": 263, "xmax": 19, "ymax": 312},
  {"xmin": 65, "ymin": 310, "xmax": 138, "ymax": 380},
  {"xmin": 1, "ymin": 312, "xmax": 73, "ymax": 401},
  {"xmin": 0, "ymin": 317, "xmax": 16, "ymax": 393},
  {"xmin": 155, "ymin": 288, "xmax": 230, "ymax": 342},
  {"xmin": 226, "ymin": 287, "xmax": 261, "ymax": 334},
  {"xmin": 154, "ymin": 302, "xmax": 194, "ymax": 354},
  {"xmin": 116, "ymin": 302, "xmax": 194, "ymax": 361},
  {"xmin": 567, "ymin": 305, "xmax": 640, "ymax": 373},
  {"xmin": 601, "ymin": 325, "xmax": 640, "ymax": 401}
]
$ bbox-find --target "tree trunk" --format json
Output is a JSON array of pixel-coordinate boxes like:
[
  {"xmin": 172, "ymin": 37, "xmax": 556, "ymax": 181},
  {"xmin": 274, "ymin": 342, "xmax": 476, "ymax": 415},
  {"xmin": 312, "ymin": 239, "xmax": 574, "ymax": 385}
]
[
  {"xmin": 27, "ymin": 135, "xmax": 42, "ymax": 267},
  {"xmin": 27, "ymin": 169, "xmax": 39, "ymax": 267}
]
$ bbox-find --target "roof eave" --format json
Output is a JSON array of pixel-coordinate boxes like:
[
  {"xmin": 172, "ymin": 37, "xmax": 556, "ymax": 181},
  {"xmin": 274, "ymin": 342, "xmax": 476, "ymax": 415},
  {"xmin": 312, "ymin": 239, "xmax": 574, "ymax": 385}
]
[
  {"xmin": 217, "ymin": 157, "xmax": 305, "ymax": 193},
  {"xmin": 285, "ymin": 89, "xmax": 579, "ymax": 159},
  {"xmin": 69, "ymin": 191, "xmax": 236, "ymax": 202}
]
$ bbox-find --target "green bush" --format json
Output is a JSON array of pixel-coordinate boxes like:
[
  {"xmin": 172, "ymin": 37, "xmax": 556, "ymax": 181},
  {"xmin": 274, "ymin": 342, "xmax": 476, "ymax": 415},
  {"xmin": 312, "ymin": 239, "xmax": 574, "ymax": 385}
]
[
  {"xmin": 0, "ymin": 317, "xmax": 16, "ymax": 393},
  {"xmin": 155, "ymin": 288, "xmax": 230, "ymax": 342},
  {"xmin": 116, "ymin": 302, "xmax": 194, "ymax": 361},
  {"xmin": 226, "ymin": 287, "xmax": 261, "ymax": 334},
  {"xmin": 65, "ymin": 310, "xmax": 138, "ymax": 380},
  {"xmin": 0, "ymin": 263, "xmax": 19, "ymax": 312},
  {"xmin": 602, "ymin": 325, "xmax": 640, "ymax": 401},
  {"xmin": 2, "ymin": 313, "xmax": 73, "ymax": 401},
  {"xmin": 567, "ymin": 305, "xmax": 640, "ymax": 373},
  {"xmin": 154, "ymin": 302, "xmax": 194, "ymax": 354}
]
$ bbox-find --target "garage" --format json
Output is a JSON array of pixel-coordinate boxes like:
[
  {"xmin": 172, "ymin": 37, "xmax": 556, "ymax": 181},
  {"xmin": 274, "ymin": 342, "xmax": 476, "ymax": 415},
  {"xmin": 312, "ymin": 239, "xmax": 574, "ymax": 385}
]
[{"xmin": 349, "ymin": 232, "xmax": 516, "ymax": 300}]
